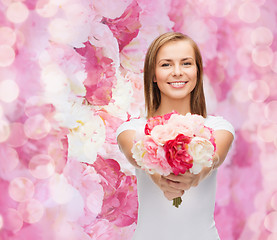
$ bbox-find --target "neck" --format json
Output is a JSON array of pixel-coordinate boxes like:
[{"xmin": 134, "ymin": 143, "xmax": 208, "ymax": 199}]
[{"xmin": 153, "ymin": 98, "xmax": 191, "ymax": 117}]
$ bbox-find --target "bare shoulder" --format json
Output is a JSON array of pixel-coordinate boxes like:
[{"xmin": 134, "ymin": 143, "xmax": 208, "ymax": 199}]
[{"xmin": 117, "ymin": 129, "xmax": 136, "ymax": 147}]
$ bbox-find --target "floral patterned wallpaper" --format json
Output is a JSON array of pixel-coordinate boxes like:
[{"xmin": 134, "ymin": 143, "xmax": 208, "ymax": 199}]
[{"xmin": 0, "ymin": 0, "xmax": 277, "ymax": 239}]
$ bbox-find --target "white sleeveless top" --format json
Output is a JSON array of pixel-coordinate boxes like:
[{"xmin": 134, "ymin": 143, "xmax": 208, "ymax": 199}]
[{"xmin": 116, "ymin": 116, "xmax": 235, "ymax": 240}]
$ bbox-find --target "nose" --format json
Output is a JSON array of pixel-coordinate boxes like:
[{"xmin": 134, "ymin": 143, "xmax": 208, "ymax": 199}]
[{"xmin": 172, "ymin": 64, "xmax": 183, "ymax": 76}]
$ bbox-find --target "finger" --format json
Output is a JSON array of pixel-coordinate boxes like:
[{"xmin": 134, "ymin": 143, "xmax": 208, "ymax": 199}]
[
  {"xmin": 166, "ymin": 179, "xmax": 191, "ymax": 191},
  {"xmin": 163, "ymin": 174, "xmax": 194, "ymax": 185},
  {"xmin": 164, "ymin": 173, "xmax": 183, "ymax": 181},
  {"xmin": 160, "ymin": 179, "xmax": 182, "ymax": 192}
]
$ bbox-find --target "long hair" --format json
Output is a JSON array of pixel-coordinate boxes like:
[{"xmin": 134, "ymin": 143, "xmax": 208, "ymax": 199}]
[{"xmin": 144, "ymin": 32, "xmax": 207, "ymax": 118}]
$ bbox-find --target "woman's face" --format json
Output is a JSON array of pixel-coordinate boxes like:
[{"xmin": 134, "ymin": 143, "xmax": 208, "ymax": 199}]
[{"xmin": 154, "ymin": 40, "xmax": 197, "ymax": 103}]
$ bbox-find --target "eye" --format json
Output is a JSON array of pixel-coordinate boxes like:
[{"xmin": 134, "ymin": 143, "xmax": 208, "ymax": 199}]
[
  {"xmin": 183, "ymin": 62, "xmax": 192, "ymax": 66},
  {"xmin": 161, "ymin": 63, "xmax": 170, "ymax": 67}
]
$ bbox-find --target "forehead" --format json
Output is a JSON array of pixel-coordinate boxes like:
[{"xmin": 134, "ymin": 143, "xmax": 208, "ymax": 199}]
[{"xmin": 156, "ymin": 40, "xmax": 195, "ymax": 60}]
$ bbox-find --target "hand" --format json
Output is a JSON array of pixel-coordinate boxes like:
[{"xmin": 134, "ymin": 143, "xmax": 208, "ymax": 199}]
[
  {"xmin": 148, "ymin": 173, "xmax": 185, "ymax": 201},
  {"xmin": 148, "ymin": 166, "xmax": 213, "ymax": 201},
  {"xmin": 150, "ymin": 166, "xmax": 212, "ymax": 200},
  {"xmin": 164, "ymin": 166, "xmax": 212, "ymax": 191}
]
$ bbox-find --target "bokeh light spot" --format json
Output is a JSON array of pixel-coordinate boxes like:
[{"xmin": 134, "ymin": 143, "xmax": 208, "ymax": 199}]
[
  {"xmin": 247, "ymin": 102, "xmax": 265, "ymax": 126},
  {"xmin": 232, "ymin": 79, "xmax": 250, "ymax": 102},
  {"xmin": 0, "ymin": 79, "xmax": 19, "ymax": 103},
  {"xmin": 18, "ymin": 199, "xmax": 45, "ymax": 224},
  {"xmin": 238, "ymin": 2, "xmax": 260, "ymax": 23},
  {"xmin": 247, "ymin": 211, "xmax": 265, "ymax": 232},
  {"xmin": 236, "ymin": 27, "xmax": 252, "ymax": 48},
  {"xmin": 251, "ymin": 27, "xmax": 273, "ymax": 46},
  {"xmin": 271, "ymin": 52, "xmax": 277, "ymax": 73},
  {"xmin": 268, "ymin": 233, "xmax": 277, "ymax": 240},
  {"xmin": 49, "ymin": 174, "xmax": 74, "ymax": 204},
  {"xmin": 236, "ymin": 47, "xmax": 251, "ymax": 67},
  {"xmin": 264, "ymin": 211, "xmax": 277, "ymax": 232},
  {"xmin": 9, "ymin": 177, "xmax": 35, "ymax": 202},
  {"xmin": 248, "ymin": 80, "xmax": 270, "ymax": 102},
  {"xmin": 36, "ymin": 0, "xmax": 58, "ymax": 18},
  {"xmin": 271, "ymin": 192, "xmax": 277, "ymax": 210},
  {"xmin": 0, "ymin": 214, "xmax": 3, "ymax": 230},
  {"xmin": 257, "ymin": 122, "xmax": 277, "ymax": 143},
  {"xmin": 0, "ymin": 45, "xmax": 15, "ymax": 67},
  {"xmin": 24, "ymin": 96, "xmax": 54, "ymax": 117},
  {"xmin": 3, "ymin": 208, "xmax": 23, "ymax": 232},
  {"xmin": 0, "ymin": 120, "xmax": 10, "ymax": 143},
  {"xmin": 241, "ymin": 120, "xmax": 256, "ymax": 143},
  {"xmin": 208, "ymin": 0, "xmax": 232, "ymax": 17},
  {"xmin": 24, "ymin": 114, "xmax": 51, "ymax": 140},
  {"xmin": 0, "ymin": 27, "xmax": 16, "ymax": 46},
  {"xmin": 29, "ymin": 154, "xmax": 55, "ymax": 179},
  {"xmin": 0, "ymin": 146, "xmax": 19, "ymax": 175},
  {"xmin": 6, "ymin": 2, "xmax": 29, "ymax": 24},
  {"xmin": 265, "ymin": 101, "xmax": 277, "ymax": 123},
  {"xmin": 252, "ymin": 46, "xmax": 274, "ymax": 67},
  {"xmin": 15, "ymin": 30, "xmax": 25, "ymax": 49},
  {"xmin": 7, "ymin": 122, "xmax": 28, "ymax": 147}
]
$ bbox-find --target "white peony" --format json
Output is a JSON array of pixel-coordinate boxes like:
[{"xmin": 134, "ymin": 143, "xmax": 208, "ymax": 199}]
[
  {"xmin": 67, "ymin": 104, "xmax": 105, "ymax": 164},
  {"xmin": 131, "ymin": 140, "xmax": 145, "ymax": 167},
  {"xmin": 188, "ymin": 137, "xmax": 214, "ymax": 174}
]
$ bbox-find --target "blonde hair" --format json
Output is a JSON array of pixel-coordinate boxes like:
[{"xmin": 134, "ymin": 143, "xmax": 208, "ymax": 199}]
[{"xmin": 144, "ymin": 32, "xmax": 207, "ymax": 118}]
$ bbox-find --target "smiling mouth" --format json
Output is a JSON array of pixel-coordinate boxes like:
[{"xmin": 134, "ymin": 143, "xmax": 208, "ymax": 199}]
[{"xmin": 168, "ymin": 82, "xmax": 188, "ymax": 87}]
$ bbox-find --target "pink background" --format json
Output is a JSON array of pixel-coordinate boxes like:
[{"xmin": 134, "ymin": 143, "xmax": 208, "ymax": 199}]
[{"xmin": 0, "ymin": 0, "xmax": 277, "ymax": 239}]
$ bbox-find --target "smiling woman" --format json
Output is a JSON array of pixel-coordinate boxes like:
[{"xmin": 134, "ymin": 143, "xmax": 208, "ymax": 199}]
[{"xmin": 117, "ymin": 32, "xmax": 234, "ymax": 240}]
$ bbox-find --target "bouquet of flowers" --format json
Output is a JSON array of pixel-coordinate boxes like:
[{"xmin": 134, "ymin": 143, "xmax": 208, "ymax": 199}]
[{"xmin": 131, "ymin": 111, "xmax": 216, "ymax": 207}]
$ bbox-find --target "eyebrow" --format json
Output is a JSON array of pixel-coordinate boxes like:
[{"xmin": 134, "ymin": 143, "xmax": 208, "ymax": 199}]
[{"xmin": 158, "ymin": 57, "xmax": 194, "ymax": 62}]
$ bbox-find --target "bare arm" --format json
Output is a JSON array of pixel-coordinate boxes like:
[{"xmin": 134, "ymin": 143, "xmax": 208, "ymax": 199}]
[{"xmin": 117, "ymin": 130, "xmax": 140, "ymax": 168}]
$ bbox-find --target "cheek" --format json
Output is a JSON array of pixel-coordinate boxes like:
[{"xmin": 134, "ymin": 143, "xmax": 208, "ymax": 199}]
[
  {"xmin": 154, "ymin": 70, "xmax": 165, "ymax": 83},
  {"xmin": 188, "ymin": 68, "xmax": 197, "ymax": 81}
]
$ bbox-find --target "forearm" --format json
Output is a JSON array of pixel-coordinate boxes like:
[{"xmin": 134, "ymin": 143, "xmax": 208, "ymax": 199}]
[
  {"xmin": 212, "ymin": 130, "xmax": 234, "ymax": 170},
  {"xmin": 117, "ymin": 130, "xmax": 141, "ymax": 169}
]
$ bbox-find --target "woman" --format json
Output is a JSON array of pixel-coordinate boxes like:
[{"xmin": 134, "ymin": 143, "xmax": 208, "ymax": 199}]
[{"xmin": 117, "ymin": 32, "xmax": 234, "ymax": 239}]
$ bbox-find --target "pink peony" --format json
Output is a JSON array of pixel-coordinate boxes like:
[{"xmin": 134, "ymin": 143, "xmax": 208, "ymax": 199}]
[
  {"xmin": 132, "ymin": 136, "xmax": 172, "ymax": 176},
  {"xmin": 166, "ymin": 114, "xmax": 195, "ymax": 138},
  {"xmin": 167, "ymin": 113, "xmax": 207, "ymax": 137},
  {"xmin": 75, "ymin": 42, "xmax": 116, "ymax": 106},
  {"xmin": 102, "ymin": 0, "xmax": 142, "ymax": 51},
  {"xmin": 145, "ymin": 116, "xmax": 165, "ymax": 135},
  {"xmin": 151, "ymin": 124, "xmax": 179, "ymax": 145},
  {"xmin": 144, "ymin": 111, "xmax": 177, "ymax": 135},
  {"xmin": 142, "ymin": 136, "xmax": 172, "ymax": 176},
  {"xmin": 164, "ymin": 134, "xmax": 193, "ymax": 175}
]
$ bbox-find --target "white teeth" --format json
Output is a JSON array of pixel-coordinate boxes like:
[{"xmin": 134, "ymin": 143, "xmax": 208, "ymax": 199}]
[{"xmin": 169, "ymin": 82, "xmax": 186, "ymax": 86}]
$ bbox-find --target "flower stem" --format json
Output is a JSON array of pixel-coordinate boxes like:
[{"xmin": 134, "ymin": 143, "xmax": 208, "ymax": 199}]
[{"xmin": 173, "ymin": 197, "xmax": 182, "ymax": 208}]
